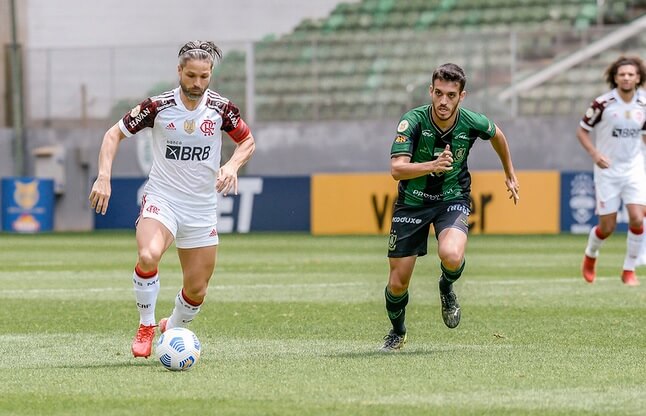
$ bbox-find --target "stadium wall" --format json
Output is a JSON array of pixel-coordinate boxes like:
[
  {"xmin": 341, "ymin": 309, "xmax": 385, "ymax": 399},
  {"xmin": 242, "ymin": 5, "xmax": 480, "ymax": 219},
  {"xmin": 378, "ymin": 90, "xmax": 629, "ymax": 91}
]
[
  {"xmin": 0, "ymin": 116, "xmax": 600, "ymax": 232},
  {"xmin": 86, "ymin": 170, "xmax": 609, "ymax": 236}
]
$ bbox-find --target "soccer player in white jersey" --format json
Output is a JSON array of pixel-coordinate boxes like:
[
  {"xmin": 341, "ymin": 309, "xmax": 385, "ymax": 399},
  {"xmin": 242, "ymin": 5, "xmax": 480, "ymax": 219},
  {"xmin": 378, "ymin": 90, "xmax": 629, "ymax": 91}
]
[
  {"xmin": 577, "ymin": 55, "xmax": 646, "ymax": 286},
  {"xmin": 639, "ymin": 138, "xmax": 646, "ymax": 266},
  {"xmin": 89, "ymin": 41, "xmax": 255, "ymax": 358}
]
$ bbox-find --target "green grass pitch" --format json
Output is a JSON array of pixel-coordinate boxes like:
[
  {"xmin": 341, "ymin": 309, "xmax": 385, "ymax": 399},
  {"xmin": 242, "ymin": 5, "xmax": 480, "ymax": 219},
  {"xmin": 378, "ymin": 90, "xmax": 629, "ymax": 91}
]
[{"xmin": 0, "ymin": 232, "xmax": 644, "ymax": 415}]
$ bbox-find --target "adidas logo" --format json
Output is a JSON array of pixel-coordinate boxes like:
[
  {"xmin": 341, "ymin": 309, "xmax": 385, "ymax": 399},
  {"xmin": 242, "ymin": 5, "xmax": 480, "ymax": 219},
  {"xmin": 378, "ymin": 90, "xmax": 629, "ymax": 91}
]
[
  {"xmin": 166, "ymin": 122, "xmax": 176, "ymax": 130},
  {"xmin": 209, "ymin": 229, "xmax": 218, "ymax": 237}
]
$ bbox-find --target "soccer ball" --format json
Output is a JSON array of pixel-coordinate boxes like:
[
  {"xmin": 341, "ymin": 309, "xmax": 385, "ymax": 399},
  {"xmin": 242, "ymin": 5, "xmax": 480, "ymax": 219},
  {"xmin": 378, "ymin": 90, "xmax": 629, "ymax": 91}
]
[{"xmin": 155, "ymin": 327, "xmax": 201, "ymax": 371}]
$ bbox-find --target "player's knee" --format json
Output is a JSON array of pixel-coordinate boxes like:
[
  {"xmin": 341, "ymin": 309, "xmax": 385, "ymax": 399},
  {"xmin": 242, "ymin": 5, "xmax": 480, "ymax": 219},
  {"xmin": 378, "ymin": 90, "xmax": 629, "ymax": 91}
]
[
  {"xmin": 597, "ymin": 224, "xmax": 615, "ymax": 237},
  {"xmin": 388, "ymin": 282, "xmax": 408, "ymax": 296},
  {"xmin": 388, "ymin": 275, "xmax": 410, "ymax": 294},
  {"xmin": 183, "ymin": 286, "xmax": 207, "ymax": 304},
  {"xmin": 137, "ymin": 249, "xmax": 162, "ymax": 270},
  {"xmin": 439, "ymin": 252, "xmax": 463, "ymax": 271}
]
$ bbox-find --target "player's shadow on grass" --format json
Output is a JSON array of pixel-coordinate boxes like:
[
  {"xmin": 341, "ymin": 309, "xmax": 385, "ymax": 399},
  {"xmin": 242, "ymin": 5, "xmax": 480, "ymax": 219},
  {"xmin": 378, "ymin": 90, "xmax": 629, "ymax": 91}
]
[{"xmin": 326, "ymin": 347, "xmax": 439, "ymax": 358}]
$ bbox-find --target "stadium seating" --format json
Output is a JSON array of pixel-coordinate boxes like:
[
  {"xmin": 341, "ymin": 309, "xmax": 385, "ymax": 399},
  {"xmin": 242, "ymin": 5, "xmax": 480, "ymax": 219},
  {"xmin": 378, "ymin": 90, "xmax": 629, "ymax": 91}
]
[{"xmin": 211, "ymin": 0, "xmax": 643, "ymax": 121}]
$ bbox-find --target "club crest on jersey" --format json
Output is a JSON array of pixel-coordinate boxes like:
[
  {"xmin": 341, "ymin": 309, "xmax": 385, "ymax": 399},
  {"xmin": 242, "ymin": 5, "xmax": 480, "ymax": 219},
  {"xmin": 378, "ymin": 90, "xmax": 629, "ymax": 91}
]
[
  {"xmin": 184, "ymin": 119, "xmax": 196, "ymax": 134},
  {"xmin": 454, "ymin": 147, "xmax": 466, "ymax": 162},
  {"xmin": 200, "ymin": 119, "xmax": 215, "ymax": 136}
]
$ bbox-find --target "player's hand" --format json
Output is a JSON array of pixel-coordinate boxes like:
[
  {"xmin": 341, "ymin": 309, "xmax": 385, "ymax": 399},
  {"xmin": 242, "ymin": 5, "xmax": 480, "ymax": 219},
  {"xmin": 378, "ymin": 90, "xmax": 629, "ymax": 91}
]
[
  {"xmin": 89, "ymin": 176, "xmax": 111, "ymax": 215},
  {"xmin": 505, "ymin": 176, "xmax": 520, "ymax": 205},
  {"xmin": 431, "ymin": 144, "xmax": 453, "ymax": 173},
  {"xmin": 216, "ymin": 165, "xmax": 238, "ymax": 196},
  {"xmin": 593, "ymin": 153, "xmax": 610, "ymax": 169}
]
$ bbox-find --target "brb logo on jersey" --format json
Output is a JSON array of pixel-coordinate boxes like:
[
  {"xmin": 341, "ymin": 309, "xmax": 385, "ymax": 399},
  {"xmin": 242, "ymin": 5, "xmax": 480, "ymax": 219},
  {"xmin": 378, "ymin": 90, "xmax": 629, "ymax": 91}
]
[{"xmin": 165, "ymin": 145, "xmax": 211, "ymax": 161}]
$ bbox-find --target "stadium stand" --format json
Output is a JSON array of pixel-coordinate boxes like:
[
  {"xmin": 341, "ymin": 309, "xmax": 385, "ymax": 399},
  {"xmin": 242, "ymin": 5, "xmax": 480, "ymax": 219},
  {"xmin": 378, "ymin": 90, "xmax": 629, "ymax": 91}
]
[{"xmin": 211, "ymin": 0, "xmax": 646, "ymax": 121}]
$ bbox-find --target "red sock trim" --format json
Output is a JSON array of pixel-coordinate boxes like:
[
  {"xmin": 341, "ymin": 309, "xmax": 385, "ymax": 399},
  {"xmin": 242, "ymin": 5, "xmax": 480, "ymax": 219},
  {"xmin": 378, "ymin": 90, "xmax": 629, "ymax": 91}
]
[
  {"xmin": 181, "ymin": 288, "xmax": 202, "ymax": 306},
  {"xmin": 629, "ymin": 225, "xmax": 644, "ymax": 235},
  {"xmin": 594, "ymin": 226, "xmax": 609, "ymax": 240},
  {"xmin": 134, "ymin": 264, "xmax": 158, "ymax": 278}
]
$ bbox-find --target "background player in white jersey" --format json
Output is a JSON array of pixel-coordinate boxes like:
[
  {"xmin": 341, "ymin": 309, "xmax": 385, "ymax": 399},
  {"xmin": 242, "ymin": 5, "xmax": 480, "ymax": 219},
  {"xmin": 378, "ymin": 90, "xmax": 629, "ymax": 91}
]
[
  {"xmin": 639, "ymin": 136, "xmax": 646, "ymax": 266},
  {"xmin": 89, "ymin": 40, "xmax": 255, "ymax": 358},
  {"xmin": 577, "ymin": 55, "xmax": 646, "ymax": 286}
]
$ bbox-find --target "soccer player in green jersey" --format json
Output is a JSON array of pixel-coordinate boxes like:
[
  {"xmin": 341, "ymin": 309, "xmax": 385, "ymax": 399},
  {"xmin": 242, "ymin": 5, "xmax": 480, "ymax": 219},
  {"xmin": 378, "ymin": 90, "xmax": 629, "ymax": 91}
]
[{"xmin": 380, "ymin": 63, "xmax": 520, "ymax": 352}]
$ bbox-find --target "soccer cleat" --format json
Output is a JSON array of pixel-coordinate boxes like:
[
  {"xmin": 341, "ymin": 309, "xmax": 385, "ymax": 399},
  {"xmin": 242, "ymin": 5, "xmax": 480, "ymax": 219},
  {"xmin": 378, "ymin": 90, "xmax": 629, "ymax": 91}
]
[
  {"xmin": 621, "ymin": 270, "xmax": 640, "ymax": 286},
  {"xmin": 379, "ymin": 330, "xmax": 407, "ymax": 352},
  {"xmin": 131, "ymin": 324, "xmax": 156, "ymax": 358},
  {"xmin": 440, "ymin": 289, "xmax": 461, "ymax": 329},
  {"xmin": 582, "ymin": 255, "xmax": 596, "ymax": 283},
  {"xmin": 158, "ymin": 318, "xmax": 169, "ymax": 334}
]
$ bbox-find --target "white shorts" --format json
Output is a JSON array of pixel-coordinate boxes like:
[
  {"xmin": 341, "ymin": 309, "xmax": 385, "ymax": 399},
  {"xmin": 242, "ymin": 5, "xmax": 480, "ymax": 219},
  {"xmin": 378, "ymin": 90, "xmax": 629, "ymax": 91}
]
[
  {"xmin": 138, "ymin": 193, "xmax": 219, "ymax": 249},
  {"xmin": 594, "ymin": 170, "xmax": 646, "ymax": 216}
]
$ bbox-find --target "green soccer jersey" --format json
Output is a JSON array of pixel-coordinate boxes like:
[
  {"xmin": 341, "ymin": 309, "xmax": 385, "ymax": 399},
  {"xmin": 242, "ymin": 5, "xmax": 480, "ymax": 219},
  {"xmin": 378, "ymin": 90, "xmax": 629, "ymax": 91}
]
[{"xmin": 390, "ymin": 105, "xmax": 497, "ymax": 207}]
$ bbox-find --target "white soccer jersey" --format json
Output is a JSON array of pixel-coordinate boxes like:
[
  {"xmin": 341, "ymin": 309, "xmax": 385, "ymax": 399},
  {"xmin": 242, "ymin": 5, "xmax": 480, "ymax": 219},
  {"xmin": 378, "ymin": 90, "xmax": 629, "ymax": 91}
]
[
  {"xmin": 118, "ymin": 87, "xmax": 250, "ymax": 212},
  {"xmin": 580, "ymin": 88, "xmax": 646, "ymax": 179}
]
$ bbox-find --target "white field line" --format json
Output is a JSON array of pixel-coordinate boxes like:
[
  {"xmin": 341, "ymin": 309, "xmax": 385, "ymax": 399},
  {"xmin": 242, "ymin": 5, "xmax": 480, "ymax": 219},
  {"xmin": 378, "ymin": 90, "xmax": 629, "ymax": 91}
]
[
  {"xmin": 0, "ymin": 277, "xmax": 625, "ymax": 296},
  {"xmin": 0, "ymin": 282, "xmax": 363, "ymax": 296}
]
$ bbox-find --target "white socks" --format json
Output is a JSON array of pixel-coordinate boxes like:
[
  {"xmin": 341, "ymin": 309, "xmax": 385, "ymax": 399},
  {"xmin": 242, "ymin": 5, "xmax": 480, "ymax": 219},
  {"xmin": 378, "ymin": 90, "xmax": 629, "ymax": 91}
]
[
  {"xmin": 584, "ymin": 226, "xmax": 606, "ymax": 258},
  {"xmin": 132, "ymin": 267, "xmax": 160, "ymax": 326},
  {"xmin": 624, "ymin": 227, "xmax": 644, "ymax": 271},
  {"xmin": 638, "ymin": 219, "xmax": 646, "ymax": 266},
  {"xmin": 167, "ymin": 290, "xmax": 202, "ymax": 329}
]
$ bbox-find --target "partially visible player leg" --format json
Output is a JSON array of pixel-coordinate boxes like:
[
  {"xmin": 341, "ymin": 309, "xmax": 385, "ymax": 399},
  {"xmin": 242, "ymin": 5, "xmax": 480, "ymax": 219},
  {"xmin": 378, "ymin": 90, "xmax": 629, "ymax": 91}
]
[
  {"xmin": 638, "ymin": 215, "xmax": 646, "ymax": 266},
  {"xmin": 133, "ymin": 265, "xmax": 159, "ymax": 326},
  {"xmin": 381, "ymin": 256, "xmax": 415, "ymax": 352},
  {"xmin": 437, "ymin": 227, "xmax": 467, "ymax": 329},
  {"xmin": 435, "ymin": 205, "xmax": 469, "ymax": 329},
  {"xmin": 582, "ymin": 214, "xmax": 615, "ymax": 283},
  {"xmin": 621, "ymin": 204, "xmax": 644, "ymax": 286},
  {"xmin": 165, "ymin": 245, "xmax": 217, "ymax": 330},
  {"xmin": 132, "ymin": 217, "xmax": 174, "ymax": 358}
]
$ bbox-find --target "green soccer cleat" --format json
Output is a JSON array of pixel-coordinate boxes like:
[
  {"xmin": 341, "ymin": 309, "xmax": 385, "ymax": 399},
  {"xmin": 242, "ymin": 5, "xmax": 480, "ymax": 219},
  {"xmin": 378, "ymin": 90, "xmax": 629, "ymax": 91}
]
[
  {"xmin": 440, "ymin": 289, "xmax": 461, "ymax": 329},
  {"xmin": 379, "ymin": 330, "xmax": 407, "ymax": 352}
]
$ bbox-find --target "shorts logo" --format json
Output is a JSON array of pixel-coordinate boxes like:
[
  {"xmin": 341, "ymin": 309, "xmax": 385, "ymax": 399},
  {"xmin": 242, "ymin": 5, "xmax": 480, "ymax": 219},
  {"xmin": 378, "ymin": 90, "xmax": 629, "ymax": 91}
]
[
  {"xmin": 392, "ymin": 216, "xmax": 422, "ymax": 224},
  {"xmin": 446, "ymin": 204, "xmax": 469, "ymax": 215},
  {"xmin": 146, "ymin": 204, "xmax": 160, "ymax": 215},
  {"xmin": 165, "ymin": 145, "xmax": 211, "ymax": 161},
  {"xmin": 209, "ymin": 228, "xmax": 218, "ymax": 237},
  {"xmin": 388, "ymin": 231, "xmax": 397, "ymax": 251}
]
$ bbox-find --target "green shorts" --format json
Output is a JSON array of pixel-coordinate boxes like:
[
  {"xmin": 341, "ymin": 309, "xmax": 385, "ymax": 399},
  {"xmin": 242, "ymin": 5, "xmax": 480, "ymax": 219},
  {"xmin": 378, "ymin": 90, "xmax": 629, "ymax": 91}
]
[{"xmin": 387, "ymin": 199, "xmax": 470, "ymax": 258}]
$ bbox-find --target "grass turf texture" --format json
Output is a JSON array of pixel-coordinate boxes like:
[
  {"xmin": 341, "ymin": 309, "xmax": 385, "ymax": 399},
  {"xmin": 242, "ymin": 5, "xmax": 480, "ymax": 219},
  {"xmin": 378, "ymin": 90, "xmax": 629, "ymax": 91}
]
[{"xmin": 0, "ymin": 232, "xmax": 644, "ymax": 415}]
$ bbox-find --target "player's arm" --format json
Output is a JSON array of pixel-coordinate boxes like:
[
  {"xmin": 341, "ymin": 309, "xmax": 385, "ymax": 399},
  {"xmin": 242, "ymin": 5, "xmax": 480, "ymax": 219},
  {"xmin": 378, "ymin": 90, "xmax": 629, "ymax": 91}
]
[
  {"xmin": 489, "ymin": 125, "xmax": 519, "ymax": 204},
  {"xmin": 576, "ymin": 125, "xmax": 609, "ymax": 169},
  {"xmin": 391, "ymin": 145, "xmax": 453, "ymax": 180},
  {"xmin": 89, "ymin": 123, "xmax": 127, "ymax": 215},
  {"xmin": 217, "ymin": 131, "xmax": 255, "ymax": 196}
]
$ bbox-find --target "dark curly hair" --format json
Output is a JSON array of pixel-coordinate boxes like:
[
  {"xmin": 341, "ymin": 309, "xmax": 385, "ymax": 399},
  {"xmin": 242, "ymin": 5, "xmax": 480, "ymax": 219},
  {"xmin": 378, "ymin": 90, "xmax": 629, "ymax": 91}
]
[
  {"xmin": 177, "ymin": 40, "xmax": 223, "ymax": 68},
  {"xmin": 604, "ymin": 55, "xmax": 645, "ymax": 89},
  {"xmin": 432, "ymin": 63, "xmax": 467, "ymax": 92}
]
